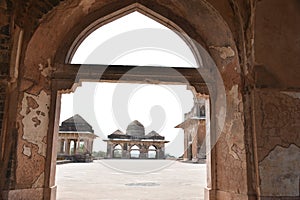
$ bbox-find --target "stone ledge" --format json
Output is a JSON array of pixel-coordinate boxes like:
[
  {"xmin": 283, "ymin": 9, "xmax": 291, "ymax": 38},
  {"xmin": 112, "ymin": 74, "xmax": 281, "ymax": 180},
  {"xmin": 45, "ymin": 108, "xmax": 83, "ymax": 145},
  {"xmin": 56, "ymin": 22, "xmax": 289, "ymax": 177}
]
[
  {"xmin": 260, "ymin": 196, "xmax": 300, "ymax": 200},
  {"xmin": 204, "ymin": 187, "xmax": 216, "ymax": 200},
  {"xmin": 204, "ymin": 188, "xmax": 257, "ymax": 200},
  {"xmin": 216, "ymin": 190, "xmax": 257, "ymax": 200},
  {"xmin": 2, "ymin": 186, "xmax": 56, "ymax": 200}
]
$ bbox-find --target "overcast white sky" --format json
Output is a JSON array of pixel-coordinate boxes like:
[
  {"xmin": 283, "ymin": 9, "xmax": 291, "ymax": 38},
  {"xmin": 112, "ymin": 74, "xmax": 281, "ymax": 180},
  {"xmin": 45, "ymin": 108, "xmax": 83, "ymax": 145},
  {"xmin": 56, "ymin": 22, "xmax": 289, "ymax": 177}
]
[{"xmin": 60, "ymin": 12, "xmax": 197, "ymax": 157}]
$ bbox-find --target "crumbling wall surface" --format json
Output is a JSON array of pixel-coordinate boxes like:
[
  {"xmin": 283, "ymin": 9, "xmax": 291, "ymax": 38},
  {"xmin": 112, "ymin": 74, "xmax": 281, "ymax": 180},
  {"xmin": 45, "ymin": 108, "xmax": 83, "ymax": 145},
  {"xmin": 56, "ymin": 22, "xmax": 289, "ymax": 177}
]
[
  {"xmin": 2, "ymin": 0, "xmax": 254, "ymax": 199},
  {"xmin": 15, "ymin": 90, "xmax": 49, "ymax": 189},
  {"xmin": 214, "ymin": 84, "xmax": 250, "ymax": 200},
  {"xmin": 254, "ymin": 0, "xmax": 300, "ymax": 88},
  {"xmin": 12, "ymin": 58, "xmax": 53, "ymax": 198},
  {"xmin": 254, "ymin": 90, "xmax": 300, "ymax": 198}
]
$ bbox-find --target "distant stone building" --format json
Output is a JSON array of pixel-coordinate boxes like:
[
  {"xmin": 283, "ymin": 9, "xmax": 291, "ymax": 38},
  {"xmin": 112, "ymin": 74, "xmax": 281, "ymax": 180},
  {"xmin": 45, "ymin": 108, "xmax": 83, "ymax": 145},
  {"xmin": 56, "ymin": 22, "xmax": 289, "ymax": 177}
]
[
  {"xmin": 57, "ymin": 115, "xmax": 98, "ymax": 162},
  {"xmin": 104, "ymin": 120, "xmax": 168, "ymax": 159},
  {"xmin": 176, "ymin": 98, "xmax": 206, "ymax": 162}
]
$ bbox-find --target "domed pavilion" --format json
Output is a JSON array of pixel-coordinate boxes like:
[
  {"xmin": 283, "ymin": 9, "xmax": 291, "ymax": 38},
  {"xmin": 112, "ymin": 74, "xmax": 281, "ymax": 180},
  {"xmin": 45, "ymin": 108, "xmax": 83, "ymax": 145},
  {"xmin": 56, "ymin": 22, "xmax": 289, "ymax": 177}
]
[{"xmin": 104, "ymin": 120, "xmax": 168, "ymax": 159}]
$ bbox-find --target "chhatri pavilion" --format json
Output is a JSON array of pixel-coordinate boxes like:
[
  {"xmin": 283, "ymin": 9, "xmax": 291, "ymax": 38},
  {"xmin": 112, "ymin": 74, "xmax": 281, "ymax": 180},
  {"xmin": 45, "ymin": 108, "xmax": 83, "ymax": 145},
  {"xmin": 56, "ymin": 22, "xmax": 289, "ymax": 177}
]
[{"xmin": 104, "ymin": 120, "xmax": 168, "ymax": 159}]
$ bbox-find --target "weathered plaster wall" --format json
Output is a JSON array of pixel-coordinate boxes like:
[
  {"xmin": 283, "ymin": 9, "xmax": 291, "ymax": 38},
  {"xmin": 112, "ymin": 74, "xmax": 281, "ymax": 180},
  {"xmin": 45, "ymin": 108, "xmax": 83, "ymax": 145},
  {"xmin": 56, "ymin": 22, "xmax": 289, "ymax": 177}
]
[
  {"xmin": 259, "ymin": 144, "xmax": 299, "ymax": 196},
  {"xmin": 0, "ymin": 0, "xmax": 278, "ymax": 199},
  {"xmin": 15, "ymin": 87, "xmax": 51, "ymax": 190},
  {"xmin": 255, "ymin": 0, "xmax": 300, "ymax": 88},
  {"xmin": 20, "ymin": 90, "xmax": 50, "ymax": 157},
  {"xmin": 254, "ymin": 90, "xmax": 300, "ymax": 197},
  {"xmin": 14, "ymin": 1, "xmax": 250, "ymax": 199},
  {"xmin": 215, "ymin": 84, "xmax": 249, "ymax": 199}
]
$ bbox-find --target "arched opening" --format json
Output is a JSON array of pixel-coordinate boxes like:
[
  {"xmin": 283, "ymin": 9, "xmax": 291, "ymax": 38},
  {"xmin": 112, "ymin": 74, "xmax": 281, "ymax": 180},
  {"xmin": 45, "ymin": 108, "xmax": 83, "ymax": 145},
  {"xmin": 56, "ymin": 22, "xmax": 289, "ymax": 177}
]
[
  {"xmin": 77, "ymin": 140, "xmax": 85, "ymax": 153},
  {"xmin": 113, "ymin": 144, "xmax": 122, "ymax": 158},
  {"xmin": 56, "ymin": 8, "xmax": 208, "ymax": 199},
  {"xmin": 70, "ymin": 11, "xmax": 199, "ymax": 68},
  {"xmin": 130, "ymin": 145, "xmax": 140, "ymax": 159},
  {"xmin": 148, "ymin": 145, "xmax": 157, "ymax": 159},
  {"xmin": 199, "ymin": 105, "xmax": 205, "ymax": 118},
  {"xmin": 12, "ymin": 1, "xmax": 249, "ymax": 200},
  {"xmin": 55, "ymin": 9, "xmax": 210, "ymax": 199},
  {"xmin": 69, "ymin": 140, "xmax": 74, "ymax": 155}
]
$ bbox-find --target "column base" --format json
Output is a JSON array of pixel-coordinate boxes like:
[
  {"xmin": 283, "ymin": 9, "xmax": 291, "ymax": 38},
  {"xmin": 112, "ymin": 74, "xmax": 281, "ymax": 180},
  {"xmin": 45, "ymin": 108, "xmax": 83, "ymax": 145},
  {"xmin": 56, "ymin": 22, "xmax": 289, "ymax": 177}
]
[
  {"xmin": 2, "ymin": 186, "xmax": 56, "ymax": 200},
  {"xmin": 204, "ymin": 187, "xmax": 216, "ymax": 200},
  {"xmin": 260, "ymin": 196, "xmax": 300, "ymax": 200},
  {"xmin": 204, "ymin": 188, "xmax": 257, "ymax": 200},
  {"xmin": 216, "ymin": 190, "xmax": 256, "ymax": 200}
]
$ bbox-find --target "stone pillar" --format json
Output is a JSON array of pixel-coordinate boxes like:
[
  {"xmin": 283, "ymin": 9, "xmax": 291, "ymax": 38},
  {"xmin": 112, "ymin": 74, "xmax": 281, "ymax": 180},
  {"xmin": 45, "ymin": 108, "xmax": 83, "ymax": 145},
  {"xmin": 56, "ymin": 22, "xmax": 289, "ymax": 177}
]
[
  {"xmin": 106, "ymin": 142, "xmax": 112, "ymax": 158},
  {"xmin": 204, "ymin": 96, "xmax": 216, "ymax": 200},
  {"xmin": 125, "ymin": 143, "xmax": 130, "ymax": 159},
  {"xmin": 192, "ymin": 128, "xmax": 198, "ymax": 162},
  {"xmin": 183, "ymin": 130, "xmax": 188, "ymax": 161},
  {"xmin": 198, "ymin": 120, "xmax": 206, "ymax": 159},
  {"xmin": 83, "ymin": 139, "xmax": 87, "ymax": 153},
  {"xmin": 60, "ymin": 139, "xmax": 64, "ymax": 153},
  {"xmin": 57, "ymin": 139, "xmax": 61, "ymax": 153},
  {"xmin": 157, "ymin": 146, "xmax": 165, "ymax": 159},
  {"xmin": 3, "ymin": 78, "xmax": 65, "ymax": 199},
  {"xmin": 90, "ymin": 140, "xmax": 94, "ymax": 153},
  {"xmin": 187, "ymin": 130, "xmax": 192, "ymax": 160},
  {"xmin": 88, "ymin": 139, "xmax": 92, "ymax": 153},
  {"xmin": 121, "ymin": 143, "xmax": 127, "ymax": 159},
  {"xmin": 85, "ymin": 139, "xmax": 88, "ymax": 153},
  {"xmin": 140, "ymin": 145, "xmax": 147, "ymax": 159},
  {"xmin": 65, "ymin": 139, "xmax": 70, "ymax": 155},
  {"xmin": 73, "ymin": 140, "xmax": 77, "ymax": 155}
]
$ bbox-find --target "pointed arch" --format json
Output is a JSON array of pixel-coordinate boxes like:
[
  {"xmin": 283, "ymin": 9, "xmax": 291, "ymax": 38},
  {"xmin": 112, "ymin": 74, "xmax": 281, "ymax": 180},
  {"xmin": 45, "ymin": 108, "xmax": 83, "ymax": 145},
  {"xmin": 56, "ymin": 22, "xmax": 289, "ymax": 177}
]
[
  {"xmin": 148, "ymin": 145, "xmax": 157, "ymax": 159},
  {"xmin": 113, "ymin": 144, "xmax": 122, "ymax": 158},
  {"xmin": 18, "ymin": 1, "xmax": 251, "ymax": 199},
  {"xmin": 130, "ymin": 144, "xmax": 140, "ymax": 159},
  {"xmin": 65, "ymin": 3, "xmax": 202, "ymax": 68}
]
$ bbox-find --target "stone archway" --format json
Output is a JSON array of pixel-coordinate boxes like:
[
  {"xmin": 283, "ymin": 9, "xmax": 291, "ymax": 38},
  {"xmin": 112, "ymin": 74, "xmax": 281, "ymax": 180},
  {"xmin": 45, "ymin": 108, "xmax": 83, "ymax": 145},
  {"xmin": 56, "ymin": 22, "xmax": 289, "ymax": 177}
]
[
  {"xmin": 148, "ymin": 145, "xmax": 157, "ymax": 159},
  {"xmin": 129, "ymin": 145, "xmax": 141, "ymax": 159},
  {"xmin": 2, "ymin": 1, "xmax": 254, "ymax": 199},
  {"xmin": 113, "ymin": 144, "xmax": 122, "ymax": 158}
]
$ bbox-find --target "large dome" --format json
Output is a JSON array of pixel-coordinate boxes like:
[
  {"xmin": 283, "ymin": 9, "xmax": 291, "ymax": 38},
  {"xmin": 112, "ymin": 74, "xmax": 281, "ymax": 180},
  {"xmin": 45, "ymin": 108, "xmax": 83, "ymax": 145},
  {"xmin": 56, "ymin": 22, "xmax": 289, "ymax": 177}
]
[{"xmin": 126, "ymin": 120, "xmax": 145, "ymax": 137}]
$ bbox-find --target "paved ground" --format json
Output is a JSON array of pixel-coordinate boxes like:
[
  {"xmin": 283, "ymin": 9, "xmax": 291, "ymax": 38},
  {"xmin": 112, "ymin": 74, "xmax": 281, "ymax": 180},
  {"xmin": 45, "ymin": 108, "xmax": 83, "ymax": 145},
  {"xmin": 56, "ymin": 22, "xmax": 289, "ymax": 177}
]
[{"xmin": 56, "ymin": 160, "xmax": 206, "ymax": 200}]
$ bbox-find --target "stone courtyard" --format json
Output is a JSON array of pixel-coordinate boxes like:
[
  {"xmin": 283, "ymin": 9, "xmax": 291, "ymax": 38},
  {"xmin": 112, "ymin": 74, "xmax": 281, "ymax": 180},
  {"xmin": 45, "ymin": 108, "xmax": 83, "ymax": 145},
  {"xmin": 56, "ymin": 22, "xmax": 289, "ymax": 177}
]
[{"xmin": 56, "ymin": 160, "xmax": 206, "ymax": 200}]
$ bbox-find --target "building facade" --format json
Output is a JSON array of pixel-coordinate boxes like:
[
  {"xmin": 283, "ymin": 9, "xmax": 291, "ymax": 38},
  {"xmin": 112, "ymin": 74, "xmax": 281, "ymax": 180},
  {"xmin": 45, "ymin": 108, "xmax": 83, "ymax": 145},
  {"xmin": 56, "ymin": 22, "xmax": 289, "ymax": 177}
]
[
  {"xmin": 104, "ymin": 120, "xmax": 168, "ymax": 159},
  {"xmin": 57, "ymin": 115, "xmax": 98, "ymax": 162},
  {"xmin": 176, "ymin": 96, "xmax": 207, "ymax": 162}
]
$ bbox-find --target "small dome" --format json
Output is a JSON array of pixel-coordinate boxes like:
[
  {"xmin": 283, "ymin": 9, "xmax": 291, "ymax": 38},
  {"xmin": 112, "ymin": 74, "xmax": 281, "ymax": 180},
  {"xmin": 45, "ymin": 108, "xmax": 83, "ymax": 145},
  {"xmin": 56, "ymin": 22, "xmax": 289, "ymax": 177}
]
[
  {"xmin": 146, "ymin": 131, "xmax": 160, "ymax": 137},
  {"xmin": 126, "ymin": 120, "xmax": 145, "ymax": 137}
]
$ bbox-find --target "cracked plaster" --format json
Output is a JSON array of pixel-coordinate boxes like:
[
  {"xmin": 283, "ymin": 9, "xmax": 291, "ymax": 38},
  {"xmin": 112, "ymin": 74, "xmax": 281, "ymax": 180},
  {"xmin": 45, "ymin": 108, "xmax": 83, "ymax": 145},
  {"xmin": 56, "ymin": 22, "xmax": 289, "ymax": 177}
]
[
  {"xmin": 22, "ymin": 145, "xmax": 32, "ymax": 157},
  {"xmin": 20, "ymin": 90, "xmax": 50, "ymax": 157},
  {"xmin": 259, "ymin": 144, "xmax": 300, "ymax": 196},
  {"xmin": 255, "ymin": 90, "xmax": 300, "ymax": 197},
  {"xmin": 32, "ymin": 172, "xmax": 45, "ymax": 188},
  {"xmin": 209, "ymin": 46, "xmax": 235, "ymax": 59},
  {"xmin": 38, "ymin": 58, "xmax": 56, "ymax": 78}
]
